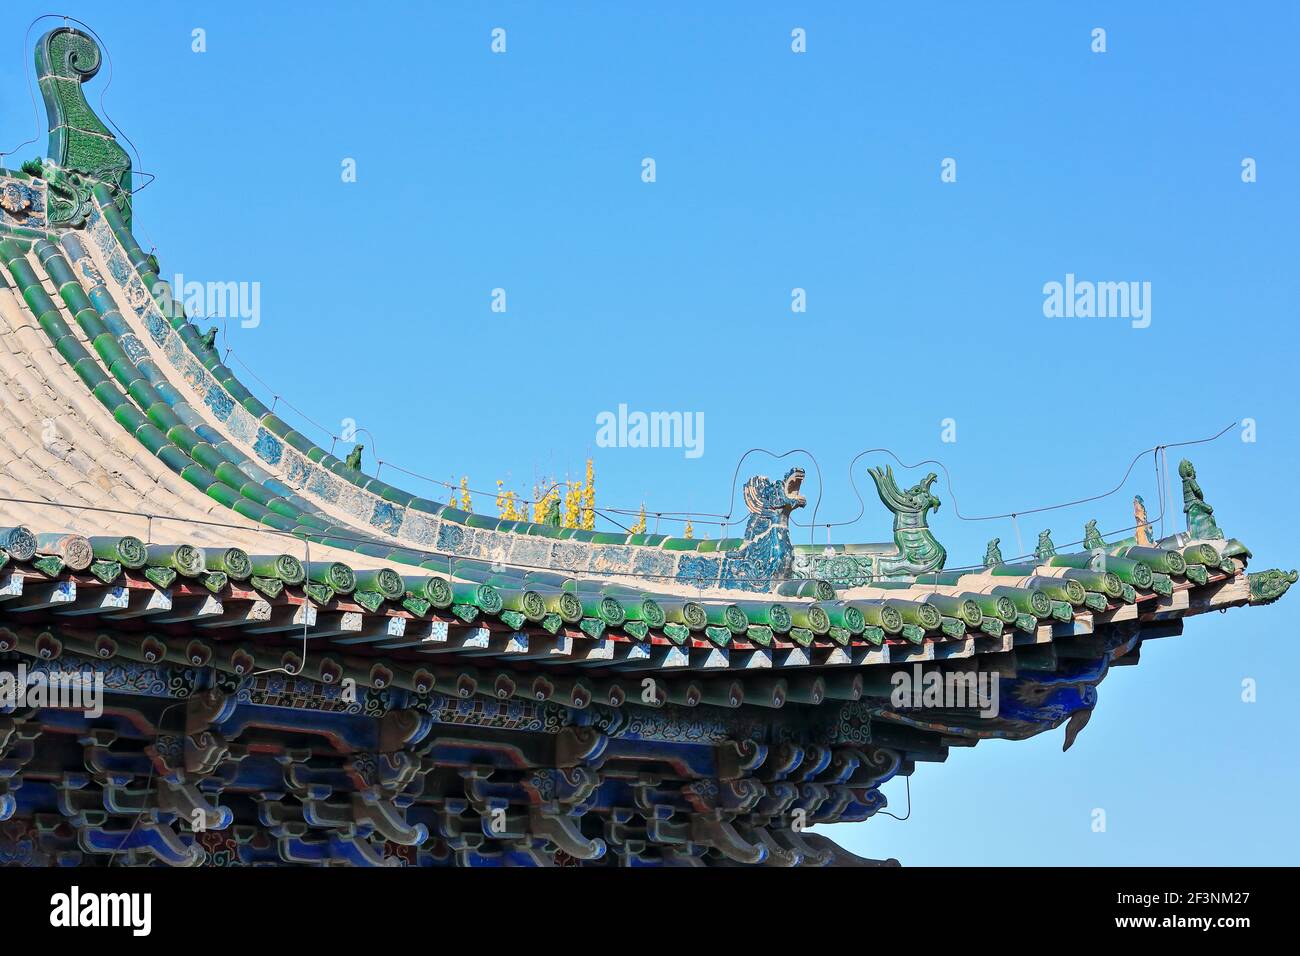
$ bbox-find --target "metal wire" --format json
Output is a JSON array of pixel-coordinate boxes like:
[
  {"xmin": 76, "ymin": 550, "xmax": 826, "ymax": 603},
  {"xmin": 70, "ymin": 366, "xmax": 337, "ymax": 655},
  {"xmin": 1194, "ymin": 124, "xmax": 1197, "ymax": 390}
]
[
  {"xmin": 0, "ymin": 438, "xmax": 1191, "ymax": 586},
  {"xmin": 173, "ymin": 331, "xmax": 1241, "ymax": 543},
  {"xmin": 107, "ymin": 697, "xmax": 182, "ymax": 866},
  {"xmin": 877, "ymin": 773, "xmax": 913, "ymax": 822}
]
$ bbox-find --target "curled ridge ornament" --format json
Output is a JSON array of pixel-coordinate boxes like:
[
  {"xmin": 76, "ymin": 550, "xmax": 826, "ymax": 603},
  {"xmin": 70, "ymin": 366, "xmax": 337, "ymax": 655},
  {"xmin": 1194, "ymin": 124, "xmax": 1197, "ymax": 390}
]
[{"xmin": 35, "ymin": 27, "xmax": 133, "ymax": 222}]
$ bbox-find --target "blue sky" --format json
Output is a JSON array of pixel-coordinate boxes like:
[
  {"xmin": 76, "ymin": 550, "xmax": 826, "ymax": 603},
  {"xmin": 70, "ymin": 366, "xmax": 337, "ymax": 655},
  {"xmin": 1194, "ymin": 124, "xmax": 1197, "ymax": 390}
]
[{"xmin": 3, "ymin": 1, "xmax": 1296, "ymax": 864}]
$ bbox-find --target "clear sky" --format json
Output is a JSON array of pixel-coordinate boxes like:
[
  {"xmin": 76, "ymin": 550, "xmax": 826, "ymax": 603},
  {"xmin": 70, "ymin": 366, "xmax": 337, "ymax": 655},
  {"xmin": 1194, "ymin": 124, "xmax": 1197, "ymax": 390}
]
[{"xmin": 3, "ymin": 1, "xmax": 1296, "ymax": 864}]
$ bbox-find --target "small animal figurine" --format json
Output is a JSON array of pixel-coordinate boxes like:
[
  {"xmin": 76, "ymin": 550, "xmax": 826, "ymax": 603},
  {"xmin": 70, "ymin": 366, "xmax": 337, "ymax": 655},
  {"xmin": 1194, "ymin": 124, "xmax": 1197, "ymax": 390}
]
[
  {"xmin": 1179, "ymin": 459, "xmax": 1224, "ymax": 540},
  {"xmin": 1034, "ymin": 529, "xmax": 1056, "ymax": 562}
]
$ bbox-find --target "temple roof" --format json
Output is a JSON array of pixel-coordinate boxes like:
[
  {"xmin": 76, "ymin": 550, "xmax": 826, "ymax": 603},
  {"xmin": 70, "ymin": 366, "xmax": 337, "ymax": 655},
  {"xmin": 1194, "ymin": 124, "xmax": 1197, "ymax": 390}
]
[
  {"xmin": 0, "ymin": 525, "xmax": 1291, "ymax": 704},
  {"xmin": 0, "ymin": 22, "xmax": 1293, "ymax": 720},
  {"xmin": 0, "ymin": 26, "xmax": 1293, "ymax": 867}
]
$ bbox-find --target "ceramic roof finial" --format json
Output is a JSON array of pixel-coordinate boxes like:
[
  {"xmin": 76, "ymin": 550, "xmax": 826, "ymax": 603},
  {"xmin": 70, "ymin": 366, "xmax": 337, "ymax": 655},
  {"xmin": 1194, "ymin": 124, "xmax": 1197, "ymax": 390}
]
[
  {"xmin": 1179, "ymin": 459, "xmax": 1224, "ymax": 540},
  {"xmin": 35, "ymin": 26, "xmax": 132, "ymax": 224}
]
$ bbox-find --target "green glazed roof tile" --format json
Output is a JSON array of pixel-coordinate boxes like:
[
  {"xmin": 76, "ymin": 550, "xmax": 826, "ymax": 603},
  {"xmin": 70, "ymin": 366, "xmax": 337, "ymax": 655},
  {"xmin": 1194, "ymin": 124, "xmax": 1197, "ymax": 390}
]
[
  {"xmin": 11, "ymin": 87, "xmax": 1281, "ymax": 673},
  {"xmin": 525, "ymin": 523, "xmax": 564, "ymax": 538},
  {"xmin": 660, "ymin": 537, "xmax": 701, "ymax": 551}
]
